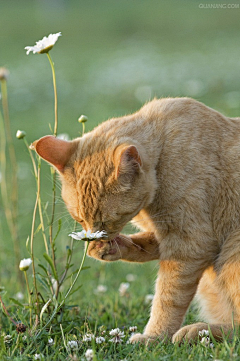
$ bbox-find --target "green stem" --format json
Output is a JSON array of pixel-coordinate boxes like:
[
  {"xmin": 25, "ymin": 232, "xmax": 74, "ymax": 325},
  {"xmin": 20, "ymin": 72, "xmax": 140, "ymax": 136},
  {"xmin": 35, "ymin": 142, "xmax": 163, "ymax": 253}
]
[
  {"xmin": 24, "ymin": 271, "xmax": 32, "ymax": 327},
  {"xmin": 46, "ymin": 52, "xmax": 58, "ymax": 136},
  {"xmin": 35, "ymin": 241, "xmax": 90, "ymax": 339},
  {"xmin": 82, "ymin": 122, "xmax": 85, "ymax": 136},
  {"xmin": 46, "ymin": 52, "xmax": 58, "ymax": 279},
  {"xmin": 25, "ymin": 139, "xmax": 49, "ymax": 257},
  {"xmin": 30, "ymin": 162, "xmax": 41, "ymax": 316}
]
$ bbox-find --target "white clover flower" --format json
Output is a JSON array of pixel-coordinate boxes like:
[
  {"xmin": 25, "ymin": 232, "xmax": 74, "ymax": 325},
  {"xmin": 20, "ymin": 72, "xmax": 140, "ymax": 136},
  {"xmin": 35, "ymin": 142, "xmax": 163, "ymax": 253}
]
[
  {"xmin": 198, "ymin": 329, "xmax": 209, "ymax": 337},
  {"xmin": 67, "ymin": 340, "xmax": 78, "ymax": 351},
  {"xmin": 16, "ymin": 292, "xmax": 24, "ymax": 300},
  {"xmin": 95, "ymin": 284, "xmax": 107, "ymax": 294},
  {"xmin": 109, "ymin": 328, "xmax": 125, "ymax": 343},
  {"xmin": 68, "ymin": 230, "xmax": 107, "ymax": 241},
  {"xmin": 85, "ymin": 349, "xmax": 94, "ymax": 361},
  {"xmin": 144, "ymin": 294, "xmax": 154, "ymax": 304},
  {"xmin": 34, "ymin": 355, "xmax": 43, "ymax": 360},
  {"xmin": 129, "ymin": 326, "xmax": 137, "ymax": 332},
  {"xmin": 4, "ymin": 335, "xmax": 12, "ymax": 344},
  {"xmin": 83, "ymin": 333, "xmax": 95, "ymax": 342},
  {"xmin": 25, "ymin": 32, "xmax": 61, "ymax": 55},
  {"xmin": 19, "ymin": 258, "xmax": 32, "ymax": 271},
  {"xmin": 48, "ymin": 338, "xmax": 54, "ymax": 345},
  {"xmin": 126, "ymin": 273, "xmax": 136, "ymax": 282},
  {"xmin": 200, "ymin": 336, "xmax": 210, "ymax": 346},
  {"xmin": 118, "ymin": 282, "xmax": 130, "ymax": 296},
  {"xmin": 95, "ymin": 336, "xmax": 105, "ymax": 344}
]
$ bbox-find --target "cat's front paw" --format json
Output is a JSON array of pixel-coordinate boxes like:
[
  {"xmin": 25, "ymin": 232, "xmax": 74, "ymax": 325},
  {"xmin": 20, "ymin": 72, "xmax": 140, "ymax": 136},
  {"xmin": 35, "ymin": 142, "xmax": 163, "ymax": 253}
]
[
  {"xmin": 129, "ymin": 333, "xmax": 158, "ymax": 344},
  {"xmin": 87, "ymin": 235, "xmax": 130, "ymax": 261}
]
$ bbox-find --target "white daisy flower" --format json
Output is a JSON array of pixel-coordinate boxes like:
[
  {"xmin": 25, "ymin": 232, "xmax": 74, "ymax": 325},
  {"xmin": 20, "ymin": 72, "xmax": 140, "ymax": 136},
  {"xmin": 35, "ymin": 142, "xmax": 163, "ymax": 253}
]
[
  {"xmin": 85, "ymin": 349, "xmax": 94, "ymax": 361},
  {"xmin": 109, "ymin": 328, "xmax": 125, "ymax": 343},
  {"xmin": 25, "ymin": 32, "xmax": 61, "ymax": 55},
  {"xmin": 83, "ymin": 333, "xmax": 95, "ymax": 342},
  {"xmin": 118, "ymin": 282, "xmax": 130, "ymax": 296},
  {"xmin": 144, "ymin": 294, "xmax": 154, "ymax": 304},
  {"xmin": 68, "ymin": 230, "xmax": 107, "ymax": 241},
  {"xmin": 67, "ymin": 340, "xmax": 78, "ymax": 351},
  {"xmin": 19, "ymin": 258, "xmax": 32, "ymax": 271},
  {"xmin": 95, "ymin": 336, "xmax": 105, "ymax": 344},
  {"xmin": 95, "ymin": 285, "xmax": 107, "ymax": 293}
]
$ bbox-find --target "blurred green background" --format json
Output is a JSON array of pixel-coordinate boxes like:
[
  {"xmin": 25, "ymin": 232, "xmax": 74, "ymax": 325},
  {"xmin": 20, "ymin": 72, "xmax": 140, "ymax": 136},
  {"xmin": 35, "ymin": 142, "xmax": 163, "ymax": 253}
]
[{"xmin": 1, "ymin": 0, "xmax": 240, "ymax": 300}]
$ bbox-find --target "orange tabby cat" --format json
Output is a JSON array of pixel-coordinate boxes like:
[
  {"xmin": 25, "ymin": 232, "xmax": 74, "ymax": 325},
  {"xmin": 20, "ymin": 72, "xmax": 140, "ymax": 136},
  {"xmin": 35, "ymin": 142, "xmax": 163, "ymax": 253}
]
[{"xmin": 32, "ymin": 97, "xmax": 240, "ymax": 344}]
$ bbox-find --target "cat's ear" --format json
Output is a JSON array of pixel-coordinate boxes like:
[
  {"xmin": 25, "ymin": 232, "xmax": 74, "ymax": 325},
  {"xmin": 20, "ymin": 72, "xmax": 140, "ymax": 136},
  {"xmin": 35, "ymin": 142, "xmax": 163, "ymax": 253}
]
[
  {"xmin": 30, "ymin": 135, "xmax": 76, "ymax": 172},
  {"xmin": 115, "ymin": 145, "xmax": 142, "ymax": 182}
]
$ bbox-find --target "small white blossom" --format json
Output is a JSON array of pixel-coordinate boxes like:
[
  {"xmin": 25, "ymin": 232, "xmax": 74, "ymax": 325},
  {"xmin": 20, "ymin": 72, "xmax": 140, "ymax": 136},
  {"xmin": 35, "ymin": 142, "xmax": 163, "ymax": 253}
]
[
  {"xmin": 198, "ymin": 329, "xmax": 209, "ymax": 337},
  {"xmin": 16, "ymin": 292, "xmax": 24, "ymax": 300},
  {"xmin": 83, "ymin": 333, "xmax": 95, "ymax": 342},
  {"xmin": 119, "ymin": 282, "xmax": 130, "ymax": 296},
  {"xmin": 69, "ymin": 230, "xmax": 107, "ymax": 241},
  {"xmin": 0, "ymin": 67, "xmax": 9, "ymax": 80},
  {"xmin": 16, "ymin": 130, "xmax": 26, "ymax": 139},
  {"xmin": 34, "ymin": 355, "xmax": 43, "ymax": 360},
  {"xmin": 95, "ymin": 285, "xmax": 107, "ymax": 293},
  {"xmin": 200, "ymin": 336, "xmax": 210, "ymax": 346},
  {"xmin": 25, "ymin": 32, "xmax": 61, "ymax": 55},
  {"xmin": 144, "ymin": 294, "xmax": 154, "ymax": 304},
  {"xmin": 126, "ymin": 274, "xmax": 136, "ymax": 282},
  {"xmin": 19, "ymin": 258, "xmax": 32, "ymax": 271},
  {"xmin": 109, "ymin": 328, "xmax": 125, "ymax": 343},
  {"xmin": 4, "ymin": 335, "xmax": 12, "ymax": 344},
  {"xmin": 129, "ymin": 326, "xmax": 137, "ymax": 332},
  {"xmin": 95, "ymin": 336, "xmax": 105, "ymax": 344},
  {"xmin": 48, "ymin": 338, "xmax": 54, "ymax": 345},
  {"xmin": 85, "ymin": 349, "xmax": 94, "ymax": 361},
  {"xmin": 67, "ymin": 340, "xmax": 78, "ymax": 351}
]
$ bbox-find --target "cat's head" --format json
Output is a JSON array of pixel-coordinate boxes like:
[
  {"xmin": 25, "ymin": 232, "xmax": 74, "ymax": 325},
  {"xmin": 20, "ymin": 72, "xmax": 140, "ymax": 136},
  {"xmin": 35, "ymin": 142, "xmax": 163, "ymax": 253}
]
[{"xmin": 31, "ymin": 135, "xmax": 152, "ymax": 240}]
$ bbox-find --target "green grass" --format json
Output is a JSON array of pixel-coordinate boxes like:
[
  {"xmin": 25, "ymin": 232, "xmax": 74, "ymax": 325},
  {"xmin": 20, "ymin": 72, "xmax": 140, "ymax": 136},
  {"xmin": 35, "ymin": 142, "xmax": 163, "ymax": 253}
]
[{"xmin": 1, "ymin": 0, "xmax": 240, "ymax": 359}]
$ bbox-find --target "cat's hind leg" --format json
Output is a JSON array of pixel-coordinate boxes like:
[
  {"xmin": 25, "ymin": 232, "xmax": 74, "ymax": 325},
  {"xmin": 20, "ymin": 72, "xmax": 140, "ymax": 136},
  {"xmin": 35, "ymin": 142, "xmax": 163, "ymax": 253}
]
[{"xmin": 173, "ymin": 231, "xmax": 240, "ymax": 344}]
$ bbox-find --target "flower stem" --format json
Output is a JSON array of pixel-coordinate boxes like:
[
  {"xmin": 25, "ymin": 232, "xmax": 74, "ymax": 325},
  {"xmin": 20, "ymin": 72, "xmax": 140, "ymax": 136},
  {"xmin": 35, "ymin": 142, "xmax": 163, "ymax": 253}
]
[
  {"xmin": 46, "ymin": 53, "xmax": 58, "ymax": 136},
  {"xmin": 24, "ymin": 271, "xmax": 32, "ymax": 327},
  {"xmin": 46, "ymin": 52, "xmax": 58, "ymax": 282},
  {"xmin": 35, "ymin": 241, "xmax": 90, "ymax": 339},
  {"xmin": 25, "ymin": 139, "xmax": 49, "ymax": 257},
  {"xmin": 30, "ymin": 160, "xmax": 41, "ymax": 316}
]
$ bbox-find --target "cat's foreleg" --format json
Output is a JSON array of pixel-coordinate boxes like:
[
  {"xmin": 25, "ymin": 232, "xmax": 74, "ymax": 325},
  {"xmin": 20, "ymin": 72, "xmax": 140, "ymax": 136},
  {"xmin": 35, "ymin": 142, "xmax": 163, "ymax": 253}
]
[
  {"xmin": 130, "ymin": 258, "xmax": 207, "ymax": 344},
  {"xmin": 87, "ymin": 232, "xmax": 160, "ymax": 262}
]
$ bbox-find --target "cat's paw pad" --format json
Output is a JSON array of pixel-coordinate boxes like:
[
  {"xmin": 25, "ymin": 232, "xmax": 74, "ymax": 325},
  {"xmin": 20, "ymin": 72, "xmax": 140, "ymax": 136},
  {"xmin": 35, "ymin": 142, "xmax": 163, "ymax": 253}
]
[
  {"xmin": 87, "ymin": 240, "xmax": 120, "ymax": 261},
  {"xmin": 172, "ymin": 323, "xmax": 209, "ymax": 344},
  {"xmin": 129, "ymin": 333, "xmax": 157, "ymax": 344}
]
